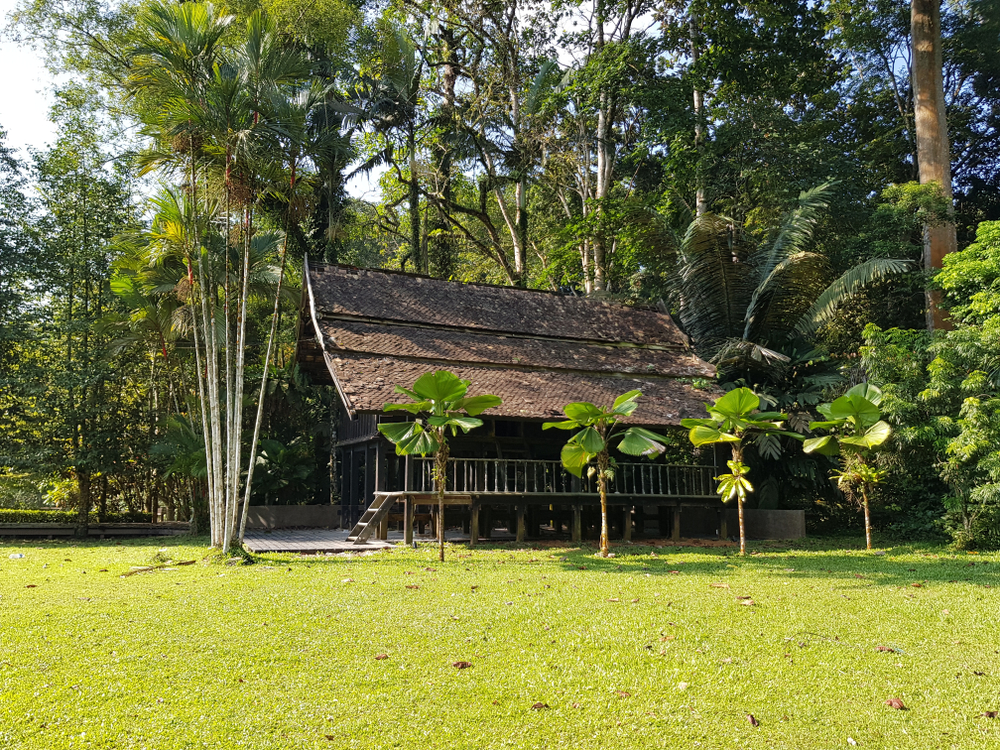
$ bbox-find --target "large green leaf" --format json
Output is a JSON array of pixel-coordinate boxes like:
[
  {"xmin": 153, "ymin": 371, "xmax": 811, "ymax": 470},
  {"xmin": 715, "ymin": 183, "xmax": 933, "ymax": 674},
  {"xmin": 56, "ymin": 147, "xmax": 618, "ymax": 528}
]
[
  {"xmin": 846, "ymin": 382, "xmax": 883, "ymax": 406},
  {"xmin": 396, "ymin": 428, "xmax": 440, "ymax": 456},
  {"xmin": 714, "ymin": 387, "xmax": 760, "ymax": 418},
  {"xmin": 384, "ymin": 401, "xmax": 431, "ymax": 414},
  {"xmin": 839, "ymin": 420, "xmax": 891, "ymax": 450},
  {"xmin": 688, "ymin": 425, "xmax": 740, "ymax": 446},
  {"xmin": 542, "ymin": 419, "xmax": 581, "ymax": 431},
  {"xmin": 680, "ymin": 417, "xmax": 717, "ymax": 429},
  {"xmin": 452, "ymin": 394, "xmax": 503, "ymax": 416},
  {"xmin": 802, "ymin": 434, "xmax": 840, "ymax": 456},
  {"xmin": 411, "ymin": 370, "xmax": 469, "ymax": 402},
  {"xmin": 428, "ymin": 415, "xmax": 483, "ymax": 433},
  {"xmin": 377, "ymin": 421, "xmax": 420, "ymax": 444},
  {"xmin": 563, "ymin": 401, "xmax": 605, "ymax": 423},
  {"xmin": 560, "ymin": 440, "xmax": 591, "ymax": 478},
  {"xmin": 617, "ymin": 427, "xmax": 668, "ymax": 457},
  {"xmin": 575, "ymin": 426, "xmax": 606, "ymax": 454},
  {"xmin": 827, "ymin": 393, "xmax": 881, "ymax": 430},
  {"xmin": 611, "ymin": 390, "xmax": 642, "ymax": 416},
  {"xmin": 377, "ymin": 421, "xmax": 440, "ymax": 456}
]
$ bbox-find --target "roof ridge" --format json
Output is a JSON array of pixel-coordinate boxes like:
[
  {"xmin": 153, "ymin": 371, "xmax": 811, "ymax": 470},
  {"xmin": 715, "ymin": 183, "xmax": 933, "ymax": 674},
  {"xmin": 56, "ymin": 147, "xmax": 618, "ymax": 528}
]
[{"xmin": 310, "ymin": 261, "xmax": 660, "ymax": 310}]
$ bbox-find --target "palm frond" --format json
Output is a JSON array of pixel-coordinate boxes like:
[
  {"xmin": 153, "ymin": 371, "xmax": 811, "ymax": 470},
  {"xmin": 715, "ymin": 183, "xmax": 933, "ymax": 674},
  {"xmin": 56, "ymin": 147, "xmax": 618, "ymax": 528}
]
[{"xmin": 794, "ymin": 257, "xmax": 914, "ymax": 337}]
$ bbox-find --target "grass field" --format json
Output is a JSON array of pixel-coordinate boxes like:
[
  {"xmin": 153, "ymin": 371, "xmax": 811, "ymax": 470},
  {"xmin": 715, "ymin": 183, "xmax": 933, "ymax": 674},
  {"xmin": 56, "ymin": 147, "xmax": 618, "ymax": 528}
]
[{"xmin": 1, "ymin": 535, "xmax": 998, "ymax": 749}]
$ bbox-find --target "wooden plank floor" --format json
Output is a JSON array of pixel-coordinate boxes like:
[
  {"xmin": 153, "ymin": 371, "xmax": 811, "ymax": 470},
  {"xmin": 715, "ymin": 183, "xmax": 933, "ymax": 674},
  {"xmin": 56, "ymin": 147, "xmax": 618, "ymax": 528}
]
[{"xmin": 243, "ymin": 529, "xmax": 396, "ymax": 553}]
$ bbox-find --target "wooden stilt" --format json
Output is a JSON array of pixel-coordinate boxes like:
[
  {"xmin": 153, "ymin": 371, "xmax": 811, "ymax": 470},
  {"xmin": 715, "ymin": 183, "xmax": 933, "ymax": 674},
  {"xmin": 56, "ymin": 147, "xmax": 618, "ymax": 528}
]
[
  {"xmin": 404, "ymin": 496, "xmax": 413, "ymax": 545},
  {"xmin": 469, "ymin": 503, "xmax": 479, "ymax": 548},
  {"xmin": 572, "ymin": 505, "xmax": 582, "ymax": 543},
  {"xmin": 672, "ymin": 505, "xmax": 682, "ymax": 542},
  {"xmin": 516, "ymin": 505, "xmax": 526, "ymax": 542},
  {"xmin": 622, "ymin": 506, "xmax": 632, "ymax": 542}
]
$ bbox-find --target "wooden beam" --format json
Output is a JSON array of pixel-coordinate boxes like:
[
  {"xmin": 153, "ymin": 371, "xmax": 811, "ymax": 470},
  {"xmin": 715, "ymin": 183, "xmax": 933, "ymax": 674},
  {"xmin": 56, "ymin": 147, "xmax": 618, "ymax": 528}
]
[
  {"xmin": 571, "ymin": 505, "xmax": 582, "ymax": 543},
  {"xmin": 469, "ymin": 502, "xmax": 479, "ymax": 548},
  {"xmin": 672, "ymin": 505, "xmax": 681, "ymax": 542},
  {"xmin": 404, "ymin": 496, "xmax": 414, "ymax": 545},
  {"xmin": 516, "ymin": 504, "xmax": 526, "ymax": 543}
]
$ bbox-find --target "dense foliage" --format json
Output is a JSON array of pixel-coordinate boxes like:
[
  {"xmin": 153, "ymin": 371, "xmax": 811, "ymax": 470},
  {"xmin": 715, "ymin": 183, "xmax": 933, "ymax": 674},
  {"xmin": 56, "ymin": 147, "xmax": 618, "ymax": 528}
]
[{"xmin": 1, "ymin": 0, "xmax": 998, "ymax": 546}]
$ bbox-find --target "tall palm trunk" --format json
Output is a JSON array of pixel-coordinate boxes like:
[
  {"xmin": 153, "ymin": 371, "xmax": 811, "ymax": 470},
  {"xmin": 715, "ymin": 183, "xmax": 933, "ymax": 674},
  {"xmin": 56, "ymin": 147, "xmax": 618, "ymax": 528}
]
[
  {"xmin": 911, "ymin": 0, "xmax": 956, "ymax": 330},
  {"xmin": 238, "ymin": 225, "xmax": 291, "ymax": 543}
]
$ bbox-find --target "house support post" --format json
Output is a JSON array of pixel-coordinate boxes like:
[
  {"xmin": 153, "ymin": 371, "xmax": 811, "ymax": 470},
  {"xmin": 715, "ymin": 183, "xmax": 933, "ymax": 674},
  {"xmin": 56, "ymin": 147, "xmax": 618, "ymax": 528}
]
[
  {"xmin": 571, "ymin": 504, "xmax": 582, "ymax": 543},
  {"xmin": 516, "ymin": 504, "xmax": 526, "ymax": 543},
  {"xmin": 672, "ymin": 505, "xmax": 682, "ymax": 543},
  {"xmin": 469, "ymin": 501, "xmax": 479, "ymax": 548},
  {"xmin": 622, "ymin": 506, "xmax": 633, "ymax": 542},
  {"xmin": 404, "ymin": 496, "xmax": 414, "ymax": 545}
]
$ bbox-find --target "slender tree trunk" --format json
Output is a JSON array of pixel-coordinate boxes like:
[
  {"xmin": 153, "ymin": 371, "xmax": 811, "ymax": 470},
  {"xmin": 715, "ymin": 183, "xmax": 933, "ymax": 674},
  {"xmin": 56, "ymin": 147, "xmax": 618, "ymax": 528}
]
[
  {"xmin": 408, "ymin": 127, "xmax": 423, "ymax": 273},
  {"xmin": 435, "ymin": 430, "xmax": 449, "ymax": 562},
  {"xmin": 690, "ymin": 14, "xmax": 707, "ymax": 216},
  {"xmin": 597, "ymin": 450, "xmax": 610, "ymax": 557},
  {"xmin": 861, "ymin": 484, "xmax": 873, "ymax": 550},
  {"xmin": 734, "ymin": 446, "xmax": 746, "ymax": 555},
  {"xmin": 238, "ymin": 227, "xmax": 291, "ymax": 542},
  {"xmin": 911, "ymin": 0, "xmax": 956, "ymax": 330}
]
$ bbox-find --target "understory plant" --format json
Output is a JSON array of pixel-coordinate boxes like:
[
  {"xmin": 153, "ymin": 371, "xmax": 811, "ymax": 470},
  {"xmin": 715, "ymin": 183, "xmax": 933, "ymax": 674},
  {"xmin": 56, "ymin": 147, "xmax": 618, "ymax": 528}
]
[
  {"xmin": 377, "ymin": 370, "xmax": 501, "ymax": 561},
  {"xmin": 682, "ymin": 388, "xmax": 796, "ymax": 554},
  {"xmin": 804, "ymin": 384, "xmax": 892, "ymax": 550},
  {"xmin": 544, "ymin": 390, "xmax": 671, "ymax": 558}
]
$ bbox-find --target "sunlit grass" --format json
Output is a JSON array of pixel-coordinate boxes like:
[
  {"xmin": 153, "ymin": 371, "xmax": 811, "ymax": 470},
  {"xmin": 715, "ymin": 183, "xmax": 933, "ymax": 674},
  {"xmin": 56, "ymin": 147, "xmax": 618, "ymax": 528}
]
[{"xmin": 1, "ymin": 535, "xmax": 998, "ymax": 749}]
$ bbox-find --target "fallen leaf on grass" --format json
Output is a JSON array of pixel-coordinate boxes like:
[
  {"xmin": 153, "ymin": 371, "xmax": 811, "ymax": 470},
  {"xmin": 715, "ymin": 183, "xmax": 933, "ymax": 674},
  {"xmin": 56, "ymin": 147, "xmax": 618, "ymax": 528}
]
[
  {"xmin": 616, "ymin": 690, "xmax": 631, "ymax": 698},
  {"xmin": 911, "ymin": 583, "xmax": 922, "ymax": 588},
  {"xmin": 374, "ymin": 654, "xmax": 388, "ymax": 660},
  {"xmin": 885, "ymin": 698, "xmax": 907, "ymax": 710},
  {"xmin": 99, "ymin": 569, "xmax": 108, "ymax": 573},
  {"xmin": 739, "ymin": 598, "xmax": 755, "ymax": 606},
  {"xmin": 974, "ymin": 671, "xmax": 986, "ymax": 676},
  {"xmin": 571, "ymin": 702, "xmax": 581, "ymax": 709},
  {"xmin": 324, "ymin": 735, "xmax": 335, "ymax": 740},
  {"xmin": 531, "ymin": 702, "xmax": 549, "ymax": 710},
  {"xmin": 982, "ymin": 711, "xmax": 998, "ymax": 718},
  {"xmin": 452, "ymin": 661, "xmax": 473, "ymax": 669},
  {"xmin": 608, "ymin": 598, "xmax": 620, "ymax": 602},
  {"xmin": 491, "ymin": 700, "xmax": 500, "ymax": 706},
  {"xmin": 25, "ymin": 584, "xmax": 37, "ymax": 588},
  {"xmin": 660, "ymin": 635, "xmax": 675, "ymax": 642},
  {"xmin": 424, "ymin": 567, "xmax": 437, "ymax": 572},
  {"xmin": 747, "ymin": 714, "xmax": 759, "ymax": 727},
  {"xmin": 877, "ymin": 646, "xmax": 896, "ymax": 653},
  {"xmin": 341, "ymin": 578, "xmax": 354, "ymax": 583},
  {"xmin": 405, "ymin": 585, "xmax": 419, "ymax": 590},
  {"xmin": 710, "ymin": 582, "xmax": 730, "ymax": 589}
]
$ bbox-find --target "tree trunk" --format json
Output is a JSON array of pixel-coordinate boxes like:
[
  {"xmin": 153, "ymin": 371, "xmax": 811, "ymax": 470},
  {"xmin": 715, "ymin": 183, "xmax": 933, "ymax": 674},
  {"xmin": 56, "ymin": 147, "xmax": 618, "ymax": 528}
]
[
  {"xmin": 911, "ymin": 0, "xmax": 956, "ymax": 330},
  {"xmin": 598, "ymin": 451, "xmax": 610, "ymax": 557},
  {"xmin": 690, "ymin": 14, "xmax": 708, "ymax": 216},
  {"xmin": 861, "ymin": 484, "xmax": 873, "ymax": 551},
  {"xmin": 435, "ymin": 432, "xmax": 449, "ymax": 562}
]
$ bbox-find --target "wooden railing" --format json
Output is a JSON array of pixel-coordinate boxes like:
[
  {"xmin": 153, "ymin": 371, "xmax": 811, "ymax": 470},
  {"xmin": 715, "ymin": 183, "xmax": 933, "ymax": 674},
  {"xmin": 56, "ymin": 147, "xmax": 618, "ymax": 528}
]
[{"xmin": 404, "ymin": 457, "xmax": 717, "ymax": 499}]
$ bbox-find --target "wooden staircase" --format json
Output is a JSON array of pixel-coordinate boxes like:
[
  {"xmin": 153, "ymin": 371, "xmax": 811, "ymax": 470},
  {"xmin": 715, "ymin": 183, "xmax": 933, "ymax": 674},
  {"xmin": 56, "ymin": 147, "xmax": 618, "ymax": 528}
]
[{"xmin": 346, "ymin": 492, "xmax": 404, "ymax": 544}]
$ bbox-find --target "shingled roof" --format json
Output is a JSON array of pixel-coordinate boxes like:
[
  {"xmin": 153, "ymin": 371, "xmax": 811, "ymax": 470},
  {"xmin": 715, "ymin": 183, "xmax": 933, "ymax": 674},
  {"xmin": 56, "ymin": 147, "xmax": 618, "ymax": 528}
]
[{"xmin": 296, "ymin": 261, "xmax": 718, "ymax": 426}]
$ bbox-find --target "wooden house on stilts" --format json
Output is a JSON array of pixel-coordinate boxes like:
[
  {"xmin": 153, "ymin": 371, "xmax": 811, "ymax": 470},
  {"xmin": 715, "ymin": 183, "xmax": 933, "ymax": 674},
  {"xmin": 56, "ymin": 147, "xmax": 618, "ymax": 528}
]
[{"xmin": 295, "ymin": 261, "xmax": 727, "ymax": 545}]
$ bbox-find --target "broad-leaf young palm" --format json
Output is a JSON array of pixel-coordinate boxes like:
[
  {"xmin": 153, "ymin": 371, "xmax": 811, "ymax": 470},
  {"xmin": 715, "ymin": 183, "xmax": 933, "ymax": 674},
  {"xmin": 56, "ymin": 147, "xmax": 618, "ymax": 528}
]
[
  {"xmin": 544, "ymin": 390, "xmax": 672, "ymax": 558},
  {"xmin": 804, "ymin": 383, "xmax": 892, "ymax": 550},
  {"xmin": 668, "ymin": 183, "xmax": 912, "ymax": 381},
  {"xmin": 681, "ymin": 388, "xmax": 798, "ymax": 554},
  {"xmin": 377, "ymin": 371, "xmax": 502, "ymax": 562}
]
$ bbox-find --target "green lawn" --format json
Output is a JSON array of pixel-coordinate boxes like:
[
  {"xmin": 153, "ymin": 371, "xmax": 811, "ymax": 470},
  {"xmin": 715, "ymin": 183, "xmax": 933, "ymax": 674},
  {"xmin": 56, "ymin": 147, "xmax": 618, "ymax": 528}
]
[{"xmin": 1, "ymin": 536, "xmax": 998, "ymax": 749}]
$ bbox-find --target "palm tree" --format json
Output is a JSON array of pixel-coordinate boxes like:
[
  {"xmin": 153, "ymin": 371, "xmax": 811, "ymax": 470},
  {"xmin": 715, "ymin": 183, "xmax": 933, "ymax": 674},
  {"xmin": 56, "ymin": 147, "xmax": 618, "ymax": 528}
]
[
  {"xmin": 666, "ymin": 183, "xmax": 912, "ymax": 381},
  {"xmin": 127, "ymin": 3, "xmax": 316, "ymax": 551}
]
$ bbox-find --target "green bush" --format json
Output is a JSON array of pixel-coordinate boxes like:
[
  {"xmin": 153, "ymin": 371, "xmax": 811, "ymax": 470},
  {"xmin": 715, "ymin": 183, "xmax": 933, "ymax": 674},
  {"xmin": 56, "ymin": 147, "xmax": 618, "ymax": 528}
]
[{"xmin": 0, "ymin": 509, "xmax": 154, "ymax": 524}]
